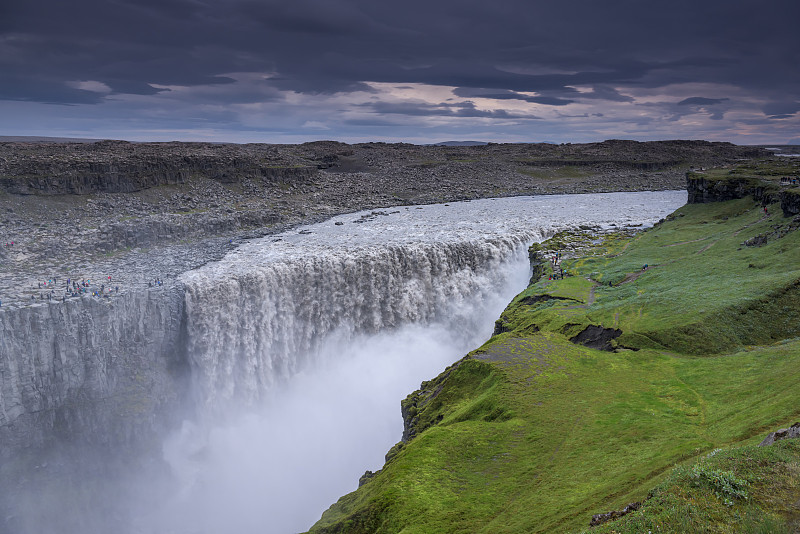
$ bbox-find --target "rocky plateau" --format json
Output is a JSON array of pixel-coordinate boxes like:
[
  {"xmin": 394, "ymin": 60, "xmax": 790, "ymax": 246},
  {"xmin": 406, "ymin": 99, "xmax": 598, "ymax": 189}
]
[{"xmin": 0, "ymin": 138, "xmax": 769, "ymax": 309}]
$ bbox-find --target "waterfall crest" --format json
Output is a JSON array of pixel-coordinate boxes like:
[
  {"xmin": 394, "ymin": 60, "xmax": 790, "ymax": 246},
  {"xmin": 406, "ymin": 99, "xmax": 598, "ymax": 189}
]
[{"xmin": 182, "ymin": 233, "xmax": 543, "ymax": 415}]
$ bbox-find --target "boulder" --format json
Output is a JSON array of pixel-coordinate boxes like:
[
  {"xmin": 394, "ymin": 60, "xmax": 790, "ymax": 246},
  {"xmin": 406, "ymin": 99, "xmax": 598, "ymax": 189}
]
[{"xmin": 758, "ymin": 422, "xmax": 800, "ymax": 447}]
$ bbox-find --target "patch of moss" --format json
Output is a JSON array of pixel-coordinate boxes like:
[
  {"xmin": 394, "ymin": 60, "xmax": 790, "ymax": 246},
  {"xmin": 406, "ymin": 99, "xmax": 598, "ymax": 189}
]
[{"xmin": 585, "ymin": 440, "xmax": 800, "ymax": 533}]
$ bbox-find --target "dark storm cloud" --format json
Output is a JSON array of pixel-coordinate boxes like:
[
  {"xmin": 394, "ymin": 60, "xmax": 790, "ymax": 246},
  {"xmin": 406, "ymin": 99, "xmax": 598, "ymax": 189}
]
[
  {"xmin": 674, "ymin": 97, "xmax": 731, "ymax": 120},
  {"xmin": 678, "ymin": 97, "xmax": 729, "ymax": 106},
  {"xmin": 0, "ymin": 75, "xmax": 106, "ymax": 104},
  {"xmin": 1, "ymin": 0, "xmax": 799, "ymax": 142},
  {"xmin": 3, "ymin": 0, "xmax": 798, "ymax": 102}
]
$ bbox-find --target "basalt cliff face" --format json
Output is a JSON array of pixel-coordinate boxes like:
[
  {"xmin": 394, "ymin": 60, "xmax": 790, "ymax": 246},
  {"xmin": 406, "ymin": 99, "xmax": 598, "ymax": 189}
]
[
  {"xmin": 0, "ymin": 141, "xmax": 316, "ymax": 195},
  {"xmin": 686, "ymin": 173, "xmax": 764, "ymax": 203},
  {"xmin": 0, "ymin": 287, "xmax": 187, "ymax": 457},
  {"xmin": 0, "ymin": 139, "xmax": 766, "ymax": 197},
  {"xmin": 686, "ymin": 171, "xmax": 800, "ymax": 217},
  {"xmin": 780, "ymin": 189, "xmax": 800, "ymax": 216}
]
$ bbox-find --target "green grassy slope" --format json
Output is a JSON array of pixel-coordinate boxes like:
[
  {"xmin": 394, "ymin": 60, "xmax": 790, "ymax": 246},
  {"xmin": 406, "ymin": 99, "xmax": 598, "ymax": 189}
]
[
  {"xmin": 309, "ymin": 197, "xmax": 800, "ymax": 534},
  {"xmin": 583, "ymin": 438, "xmax": 800, "ymax": 533}
]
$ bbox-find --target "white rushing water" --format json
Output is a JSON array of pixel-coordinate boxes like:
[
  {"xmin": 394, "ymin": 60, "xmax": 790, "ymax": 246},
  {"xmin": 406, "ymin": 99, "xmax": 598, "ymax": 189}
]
[{"xmin": 148, "ymin": 191, "xmax": 686, "ymax": 534}]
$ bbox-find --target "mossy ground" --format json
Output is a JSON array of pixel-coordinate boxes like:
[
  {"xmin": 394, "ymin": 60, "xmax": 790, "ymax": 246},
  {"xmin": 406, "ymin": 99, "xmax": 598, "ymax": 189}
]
[
  {"xmin": 584, "ymin": 439, "xmax": 800, "ymax": 533},
  {"xmin": 309, "ymin": 196, "xmax": 800, "ymax": 534}
]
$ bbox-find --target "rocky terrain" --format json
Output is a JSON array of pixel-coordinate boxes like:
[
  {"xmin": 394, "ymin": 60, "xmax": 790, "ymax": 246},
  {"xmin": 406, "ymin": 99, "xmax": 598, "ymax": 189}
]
[{"xmin": 0, "ymin": 139, "xmax": 769, "ymax": 309}]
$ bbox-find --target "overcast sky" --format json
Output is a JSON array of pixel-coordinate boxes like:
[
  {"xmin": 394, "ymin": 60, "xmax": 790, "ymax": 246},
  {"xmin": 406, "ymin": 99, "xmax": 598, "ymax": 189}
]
[{"xmin": 1, "ymin": 0, "xmax": 798, "ymax": 144}]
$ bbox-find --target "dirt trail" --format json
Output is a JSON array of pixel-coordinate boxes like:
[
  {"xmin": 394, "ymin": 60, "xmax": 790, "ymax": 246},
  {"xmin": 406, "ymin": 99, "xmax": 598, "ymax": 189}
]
[
  {"xmin": 733, "ymin": 212, "xmax": 770, "ymax": 236},
  {"xmin": 695, "ymin": 242, "xmax": 717, "ymax": 254},
  {"xmin": 587, "ymin": 283, "xmax": 598, "ymax": 305},
  {"xmin": 619, "ymin": 268, "xmax": 647, "ymax": 285},
  {"xmin": 663, "ymin": 237, "xmax": 709, "ymax": 247}
]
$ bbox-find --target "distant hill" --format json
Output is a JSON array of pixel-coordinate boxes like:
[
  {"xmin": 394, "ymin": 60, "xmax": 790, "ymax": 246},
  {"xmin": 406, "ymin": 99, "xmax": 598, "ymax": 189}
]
[
  {"xmin": 429, "ymin": 140, "xmax": 488, "ymax": 146},
  {"xmin": 759, "ymin": 145, "xmax": 800, "ymax": 156},
  {"xmin": 0, "ymin": 136, "xmax": 104, "ymax": 143}
]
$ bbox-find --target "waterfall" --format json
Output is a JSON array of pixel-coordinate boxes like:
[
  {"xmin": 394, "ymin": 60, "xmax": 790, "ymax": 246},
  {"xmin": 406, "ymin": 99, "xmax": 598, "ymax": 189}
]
[
  {"xmin": 181, "ymin": 234, "xmax": 543, "ymax": 418},
  {"xmin": 0, "ymin": 191, "xmax": 689, "ymax": 534},
  {"xmin": 156, "ymin": 234, "xmax": 538, "ymax": 534}
]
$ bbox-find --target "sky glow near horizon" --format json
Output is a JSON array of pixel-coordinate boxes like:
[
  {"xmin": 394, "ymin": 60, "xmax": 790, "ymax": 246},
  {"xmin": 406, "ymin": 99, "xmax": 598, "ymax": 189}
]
[{"xmin": 1, "ymin": 0, "xmax": 798, "ymax": 144}]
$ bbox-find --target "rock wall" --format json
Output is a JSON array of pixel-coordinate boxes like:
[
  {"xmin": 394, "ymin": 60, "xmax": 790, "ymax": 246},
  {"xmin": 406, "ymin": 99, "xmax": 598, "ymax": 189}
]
[
  {"xmin": 686, "ymin": 172, "xmax": 798, "ymax": 216},
  {"xmin": 686, "ymin": 172, "xmax": 763, "ymax": 204},
  {"xmin": 780, "ymin": 189, "xmax": 800, "ymax": 217},
  {"xmin": 0, "ymin": 159, "xmax": 316, "ymax": 195},
  {"xmin": 0, "ymin": 287, "xmax": 187, "ymax": 457},
  {"xmin": 0, "ymin": 139, "xmax": 770, "ymax": 197}
]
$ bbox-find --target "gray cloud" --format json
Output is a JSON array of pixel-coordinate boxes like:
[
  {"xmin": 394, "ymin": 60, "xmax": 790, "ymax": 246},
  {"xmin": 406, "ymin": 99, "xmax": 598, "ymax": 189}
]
[
  {"xmin": 763, "ymin": 101, "xmax": 800, "ymax": 119},
  {"xmin": 452, "ymin": 88, "xmax": 573, "ymax": 106},
  {"xmin": 0, "ymin": 0, "xmax": 798, "ymax": 142},
  {"xmin": 678, "ymin": 97, "xmax": 729, "ymax": 106},
  {"xmin": 3, "ymin": 0, "xmax": 798, "ymax": 102},
  {"xmin": 361, "ymin": 100, "xmax": 539, "ymax": 119}
]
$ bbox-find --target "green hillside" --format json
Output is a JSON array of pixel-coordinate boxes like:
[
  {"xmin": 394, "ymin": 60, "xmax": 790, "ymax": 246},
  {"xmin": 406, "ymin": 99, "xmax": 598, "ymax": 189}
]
[{"xmin": 309, "ymin": 194, "xmax": 800, "ymax": 533}]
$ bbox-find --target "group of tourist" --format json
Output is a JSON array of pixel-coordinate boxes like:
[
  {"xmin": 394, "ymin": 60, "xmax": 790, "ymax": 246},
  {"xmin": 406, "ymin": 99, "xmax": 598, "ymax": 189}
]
[
  {"xmin": 28, "ymin": 276, "xmax": 121, "ymax": 304},
  {"xmin": 0, "ymin": 274, "xmax": 170, "ymax": 309},
  {"xmin": 548, "ymin": 252, "xmax": 566, "ymax": 280}
]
